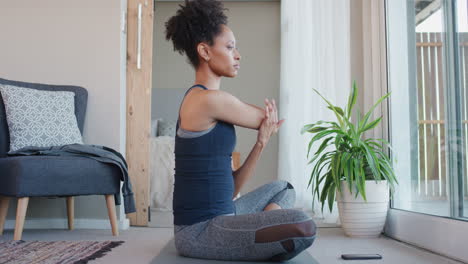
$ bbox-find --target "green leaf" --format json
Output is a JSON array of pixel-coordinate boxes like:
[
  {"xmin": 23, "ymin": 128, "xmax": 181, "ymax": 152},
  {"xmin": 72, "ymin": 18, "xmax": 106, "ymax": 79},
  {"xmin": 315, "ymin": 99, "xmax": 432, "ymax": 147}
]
[
  {"xmin": 346, "ymin": 81, "xmax": 358, "ymax": 118},
  {"xmin": 315, "ymin": 173, "xmax": 327, "ymax": 200},
  {"xmin": 332, "ymin": 153, "xmax": 343, "ymax": 195},
  {"xmin": 311, "ymin": 152, "xmax": 332, "ymax": 173},
  {"xmin": 306, "ymin": 136, "xmax": 331, "ymax": 159},
  {"xmin": 372, "ymin": 138, "xmax": 395, "ymax": 152},
  {"xmin": 311, "ymin": 129, "xmax": 344, "ymax": 142},
  {"xmin": 307, "ymin": 128, "xmax": 343, "ymax": 158},
  {"xmin": 314, "ymin": 137, "xmax": 333, "ymax": 156},
  {"xmin": 360, "ymin": 93, "xmax": 391, "ymax": 130},
  {"xmin": 361, "ymin": 142, "xmax": 382, "ymax": 180},
  {"xmin": 327, "ymin": 106, "xmax": 345, "ymax": 117},
  {"xmin": 335, "ymin": 134, "xmax": 344, "ymax": 149},
  {"xmin": 338, "ymin": 153, "xmax": 347, "ymax": 180},
  {"xmin": 346, "ymin": 121, "xmax": 358, "ymax": 141},
  {"xmin": 312, "ymin": 162, "xmax": 333, "ymax": 192},
  {"xmin": 308, "ymin": 126, "xmax": 330, "ymax": 133},
  {"xmin": 379, "ymin": 161, "xmax": 394, "ymax": 184},
  {"xmin": 309, "ymin": 160, "xmax": 329, "ymax": 190},
  {"xmin": 373, "ymin": 138, "xmax": 391, "ymax": 146},
  {"xmin": 313, "ymin": 89, "xmax": 344, "ymax": 128},
  {"xmin": 320, "ymin": 173, "xmax": 334, "ymax": 210},
  {"xmin": 316, "ymin": 160, "xmax": 331, "ymax": 181},
  {"xmin": 327, "ymin": 121, "xmax": 342, "ymax": 130},
  {"xmin": 327, "ymin": 182, "xmax": 336, "ymax": 213},
  {"xmin": 360, "ymin": 117, "xmax": 383, "ymax": 133},
  {"xmin": 359, "ymin": 164, "xmax": 367, "ymax": 201},
  {"xmin": 330, "ymin": 154, "xmax": 336, "ymax": 181},
  {"xmin": 341, "ymin": 152, "xmax": 352, "ymax": 190},
  {"xmin": 346, "ymin": 153, "xmax": 354, "ymax": 191},
  {"xmin": 380, "ymin": 157, "xmax": 398, "ymax": 186},
  {"xmin": 309, "ymin": 152, "xmax": 333, "ymax": 189},
  {"xmin": 301, "ymin": 124, "xmax": 315, "ymax": 134},
  {"xmin": 301, "ymin": 121, "xmax": 331, "ymax": 134},
  {"xmin": 366, "ymin": 140, "xmax": 383, "ymax": 150},
  {"xmin": 353, "ymin": 159, "xmax": 367, "ymax": 201},
  {"xmin": 307, "ymin": 139, "xmax": 314, "ymax": 159},
  {"xmin": 311, "ymin": 173, "xmax": 324, "ymax": 202}
]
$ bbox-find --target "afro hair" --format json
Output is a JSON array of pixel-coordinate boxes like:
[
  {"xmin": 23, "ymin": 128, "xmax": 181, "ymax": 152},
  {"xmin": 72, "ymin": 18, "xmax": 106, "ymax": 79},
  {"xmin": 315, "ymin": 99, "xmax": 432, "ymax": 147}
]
[{"xmin": 165, "ymin": 0, "xmax": 228, "ymax": 69}]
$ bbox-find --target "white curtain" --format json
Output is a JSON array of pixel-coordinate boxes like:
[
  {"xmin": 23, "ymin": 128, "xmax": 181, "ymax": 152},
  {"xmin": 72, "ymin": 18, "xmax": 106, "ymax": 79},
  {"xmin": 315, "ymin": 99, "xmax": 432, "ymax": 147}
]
[{"xmin": 278, "ymin": 0, "xmax": 351, "ymax": 225}]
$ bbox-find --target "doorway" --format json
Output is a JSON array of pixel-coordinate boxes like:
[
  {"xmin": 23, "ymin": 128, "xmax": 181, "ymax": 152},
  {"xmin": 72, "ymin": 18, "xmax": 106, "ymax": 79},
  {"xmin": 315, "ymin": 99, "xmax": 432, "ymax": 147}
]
[{"xmin": 126, "ymin": 0, "xmax": 281, "ymax": 228}]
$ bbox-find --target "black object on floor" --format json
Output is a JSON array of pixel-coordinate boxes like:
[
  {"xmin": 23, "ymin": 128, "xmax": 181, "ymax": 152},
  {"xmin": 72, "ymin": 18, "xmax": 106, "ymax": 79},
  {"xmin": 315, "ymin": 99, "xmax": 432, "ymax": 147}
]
[{"xmin": 341, "ymin": 254, "xmax": 383, "ymax": 260}]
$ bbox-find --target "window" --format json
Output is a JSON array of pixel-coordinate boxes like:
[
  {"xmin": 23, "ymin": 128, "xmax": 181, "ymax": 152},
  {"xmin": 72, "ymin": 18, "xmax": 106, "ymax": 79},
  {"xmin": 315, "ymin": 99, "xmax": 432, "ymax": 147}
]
[{"xmin": 388, "ymin": 0, "xmax": 467, "ymax": 220}]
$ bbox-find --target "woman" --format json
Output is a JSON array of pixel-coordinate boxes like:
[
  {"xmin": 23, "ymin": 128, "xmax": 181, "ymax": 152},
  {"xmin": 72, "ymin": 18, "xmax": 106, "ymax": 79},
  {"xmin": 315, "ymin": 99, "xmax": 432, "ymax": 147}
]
[{"xmin": 166, "ymin": 0, "xmax": 316, "ymax": 261}]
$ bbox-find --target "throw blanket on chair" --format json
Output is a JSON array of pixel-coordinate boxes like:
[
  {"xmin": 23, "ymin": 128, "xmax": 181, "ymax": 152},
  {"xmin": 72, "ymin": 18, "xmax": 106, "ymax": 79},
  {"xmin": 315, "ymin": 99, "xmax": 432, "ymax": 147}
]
[{"xmin": 8, "ymin": 144, "xmax": 136, "ymax": 214}]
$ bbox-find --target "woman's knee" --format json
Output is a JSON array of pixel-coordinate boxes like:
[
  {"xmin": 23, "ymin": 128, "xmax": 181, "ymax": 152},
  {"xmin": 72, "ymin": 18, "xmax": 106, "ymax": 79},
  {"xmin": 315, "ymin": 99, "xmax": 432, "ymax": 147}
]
[
  {"xmin": 281, "ymin": 218, "xmax": 316, "ymax": 239},
  {"xmin": 288, "ymin": 210, "xmax": 316, "ymax": 237},
  {"xmin": 254, "ymin": 216, "xmax": 316, "ymax": 244},
  {"xmin": 269, "ymin": 188, "xmax": 296, "ymax": 210},
  {"xmin": 295, "ymin": 219, "xmax": 316, "ymax": 237}
]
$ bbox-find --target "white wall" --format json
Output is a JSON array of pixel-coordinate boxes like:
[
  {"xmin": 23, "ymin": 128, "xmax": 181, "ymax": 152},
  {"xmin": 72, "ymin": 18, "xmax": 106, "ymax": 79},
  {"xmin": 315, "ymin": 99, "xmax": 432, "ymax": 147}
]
[
  {"xmin": 0, "ymin": 0, "xmax": 370, "ymax": 228},
  {"xmin": 0, "ymin": 0, "xmax": 127, "ymax": 224},
  {"xmin": 152, "ymin": 1, "xmax": 281, "ymax": 193}
]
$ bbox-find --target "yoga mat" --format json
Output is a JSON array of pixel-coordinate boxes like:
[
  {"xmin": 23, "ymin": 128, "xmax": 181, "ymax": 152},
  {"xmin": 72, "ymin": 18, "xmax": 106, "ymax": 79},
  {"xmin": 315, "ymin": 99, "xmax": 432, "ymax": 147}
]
[{"xmin": 151, "ymin": 238, "xmax": 319, "ymax": 263}]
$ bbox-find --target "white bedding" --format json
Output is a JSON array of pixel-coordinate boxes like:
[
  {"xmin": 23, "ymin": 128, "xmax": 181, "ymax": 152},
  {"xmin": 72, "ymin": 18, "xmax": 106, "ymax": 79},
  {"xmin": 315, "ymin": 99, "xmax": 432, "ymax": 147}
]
[{"xmin": 149, "ymin": 136, "xmax": 175, "ymax": 211}]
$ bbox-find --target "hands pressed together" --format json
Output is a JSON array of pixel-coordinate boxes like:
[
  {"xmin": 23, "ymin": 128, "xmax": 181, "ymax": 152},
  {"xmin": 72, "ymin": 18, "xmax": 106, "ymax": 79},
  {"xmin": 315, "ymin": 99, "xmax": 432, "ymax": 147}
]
[{"xmin": 257, "ymin": 98, "xmax": 285, "ymax": 147}]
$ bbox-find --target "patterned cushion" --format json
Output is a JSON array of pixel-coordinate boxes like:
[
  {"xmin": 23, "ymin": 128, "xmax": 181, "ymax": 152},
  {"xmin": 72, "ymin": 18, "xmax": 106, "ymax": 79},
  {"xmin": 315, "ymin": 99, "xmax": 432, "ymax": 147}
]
[
  {"xmin": 157, "ymin": 119, "xmax": 177, "ymax": 137},
  {"xmin": 0, "ymin": 84, "xmax": 83, "ymax": 152}
]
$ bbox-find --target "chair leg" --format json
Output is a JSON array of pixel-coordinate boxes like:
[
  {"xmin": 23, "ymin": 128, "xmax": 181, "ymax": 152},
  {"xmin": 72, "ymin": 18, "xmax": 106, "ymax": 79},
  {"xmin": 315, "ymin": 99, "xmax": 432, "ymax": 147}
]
[
  {"xmin": 14, "ymin": 197, "xmax": 29, "ymax": 240},
  {"xmin": 0, "ymin": 196, "xmax": 10, "ymax": 235},
  {"xmin": 105, "ymin": 195, "xmax": 119, "ymax": 236},
  {"xmin": 66, "ymin": 197, "xmax": 74, "ymax": 230}
]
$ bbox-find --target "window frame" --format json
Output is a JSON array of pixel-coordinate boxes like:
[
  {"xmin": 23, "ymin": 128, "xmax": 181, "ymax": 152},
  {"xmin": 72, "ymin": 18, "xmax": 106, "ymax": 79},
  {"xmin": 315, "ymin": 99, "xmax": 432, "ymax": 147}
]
[{"xmin": 384, "ymin": 0, "xmax": 468, "ymax": 262}]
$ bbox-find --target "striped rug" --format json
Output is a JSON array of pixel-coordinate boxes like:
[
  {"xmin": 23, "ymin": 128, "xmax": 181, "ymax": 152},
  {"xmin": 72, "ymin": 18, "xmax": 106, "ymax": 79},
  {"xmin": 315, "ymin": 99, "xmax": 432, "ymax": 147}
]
[{"xmin": 0, "ymin": 240, "xmax": 124, "ymax": 264}]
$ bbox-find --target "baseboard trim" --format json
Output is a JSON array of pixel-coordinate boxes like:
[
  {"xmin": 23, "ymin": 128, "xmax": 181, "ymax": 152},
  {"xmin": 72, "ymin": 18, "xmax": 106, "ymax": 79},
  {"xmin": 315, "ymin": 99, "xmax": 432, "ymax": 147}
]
[
  {"xmin": 385, "ymin": 209, "xmax": 468, "ymax": 263},
  {"xmin": 4, "ymin": 218, "xmax": 130, "ymax": 230}
]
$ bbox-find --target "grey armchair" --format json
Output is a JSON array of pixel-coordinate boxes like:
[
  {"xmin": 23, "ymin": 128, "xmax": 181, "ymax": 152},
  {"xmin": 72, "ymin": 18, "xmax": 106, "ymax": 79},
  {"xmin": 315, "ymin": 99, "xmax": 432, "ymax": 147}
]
[{"xmin": 0, "ymin": 78, "xmax": 120, "ymax": 240}]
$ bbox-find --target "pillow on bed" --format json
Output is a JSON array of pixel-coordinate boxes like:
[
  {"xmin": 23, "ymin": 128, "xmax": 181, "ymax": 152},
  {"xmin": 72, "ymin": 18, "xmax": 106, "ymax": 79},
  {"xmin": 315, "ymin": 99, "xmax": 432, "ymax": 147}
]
[
  {"xmin": 157, "ymin": 119, "xmax": 177, "ymax": 137},
  {"xmin": 0, "ymin": 84, "xmax": 83, "ymax": 152}
]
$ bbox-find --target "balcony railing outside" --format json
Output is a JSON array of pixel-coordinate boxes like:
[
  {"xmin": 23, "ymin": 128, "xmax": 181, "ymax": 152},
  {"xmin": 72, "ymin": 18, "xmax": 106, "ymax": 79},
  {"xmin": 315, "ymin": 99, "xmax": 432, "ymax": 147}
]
[{"xmin": 415, "ymin": 32, "xmax": 468, "ymax": 201}]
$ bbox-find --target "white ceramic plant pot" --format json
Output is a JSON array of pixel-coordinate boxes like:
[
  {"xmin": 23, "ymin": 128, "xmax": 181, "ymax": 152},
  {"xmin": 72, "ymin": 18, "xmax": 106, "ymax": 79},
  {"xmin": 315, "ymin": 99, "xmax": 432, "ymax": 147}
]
[{"xmin": 336, "ymin": 180, "xmax": 389, "ymax": 238}]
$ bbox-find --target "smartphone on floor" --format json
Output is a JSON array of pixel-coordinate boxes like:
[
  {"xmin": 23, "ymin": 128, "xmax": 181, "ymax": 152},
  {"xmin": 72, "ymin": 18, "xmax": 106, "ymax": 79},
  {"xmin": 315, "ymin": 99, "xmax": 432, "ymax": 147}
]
[{"xmin": 341, "ymin": 254, "xmax": 383, "ymax": 260}]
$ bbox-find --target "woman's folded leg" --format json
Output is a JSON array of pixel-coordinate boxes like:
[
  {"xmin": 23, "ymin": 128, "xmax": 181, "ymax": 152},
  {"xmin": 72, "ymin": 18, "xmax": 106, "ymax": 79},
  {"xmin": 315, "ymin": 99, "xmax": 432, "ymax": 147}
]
[
  {"xmin": 234, "ymin": 180, "xmax": 296, "ymax": 215},
  {"xmin": 174, "ymin": 209, "xmax": 316, "ymax": 261}
]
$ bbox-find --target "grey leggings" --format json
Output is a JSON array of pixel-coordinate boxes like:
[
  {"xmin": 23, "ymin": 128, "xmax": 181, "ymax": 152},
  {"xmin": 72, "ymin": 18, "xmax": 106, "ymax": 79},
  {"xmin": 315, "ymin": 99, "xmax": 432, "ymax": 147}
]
[{"xmin": 174, "ymin": 180, "xmax": 317, "ymax": 262}]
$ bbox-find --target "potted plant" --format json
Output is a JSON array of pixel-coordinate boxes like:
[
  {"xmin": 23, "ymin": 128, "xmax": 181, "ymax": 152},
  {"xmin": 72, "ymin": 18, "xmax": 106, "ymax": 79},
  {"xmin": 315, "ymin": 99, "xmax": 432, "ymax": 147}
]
[{"xmin": 301, "ymin": 82, "xmax": 398, "ymax": 238}]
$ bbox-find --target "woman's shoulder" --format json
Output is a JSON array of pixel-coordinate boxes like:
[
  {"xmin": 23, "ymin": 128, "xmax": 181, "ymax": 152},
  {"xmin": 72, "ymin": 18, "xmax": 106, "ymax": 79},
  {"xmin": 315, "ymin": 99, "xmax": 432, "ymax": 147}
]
[{"xmin": 183, "ymin": 88, "xmax": 262, "ymax": 130}]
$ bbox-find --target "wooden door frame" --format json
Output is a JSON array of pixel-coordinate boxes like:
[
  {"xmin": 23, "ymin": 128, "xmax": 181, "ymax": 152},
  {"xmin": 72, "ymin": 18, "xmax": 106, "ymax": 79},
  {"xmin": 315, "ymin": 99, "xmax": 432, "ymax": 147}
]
[
  {"xmin": 124, "ymin": 0, "xmax": 242, "ymax": 227},
  {"xmin": 126, "ymin": 0, "xmax": 154, "ymax": 226}
]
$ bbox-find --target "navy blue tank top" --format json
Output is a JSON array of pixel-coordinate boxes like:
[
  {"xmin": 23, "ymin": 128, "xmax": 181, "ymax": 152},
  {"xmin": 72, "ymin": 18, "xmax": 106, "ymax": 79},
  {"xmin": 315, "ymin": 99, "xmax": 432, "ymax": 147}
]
[{"xmin": 173, "ymin": 84, "xmax": 237, "ymax": 225}]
